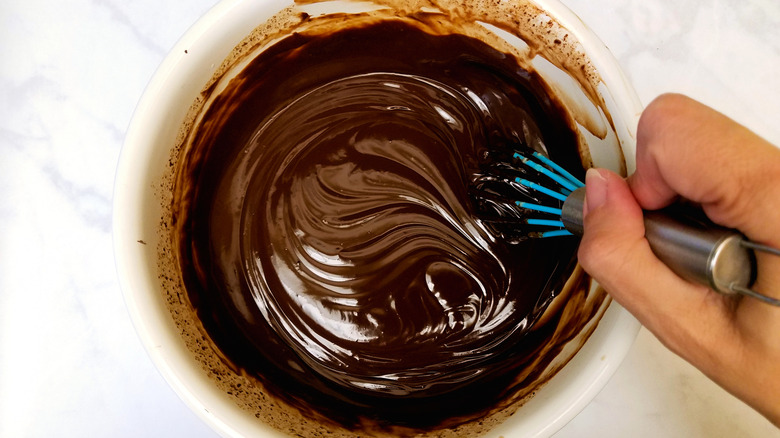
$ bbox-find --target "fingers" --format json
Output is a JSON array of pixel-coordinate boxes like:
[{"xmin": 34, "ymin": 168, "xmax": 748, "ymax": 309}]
[
  {"xmin": 577, "ymin": 168, "xmax": 733, "ymax": 357},
  {"xmin": 632, "ymin": 93, "xmax": 780, "ymax": 306},
  {"xmin": 630, "ymin": 93, "xmax": 780, "ymax": 248},
  {"xmin": 582, "ymin": 94, "xmax": 780, "ymax": 425}
]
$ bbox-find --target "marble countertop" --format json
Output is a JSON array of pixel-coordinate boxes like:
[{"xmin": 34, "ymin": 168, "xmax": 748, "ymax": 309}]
[{"xmin": 1, "ymin": 0, "xmax": 778, "ymax": 436}]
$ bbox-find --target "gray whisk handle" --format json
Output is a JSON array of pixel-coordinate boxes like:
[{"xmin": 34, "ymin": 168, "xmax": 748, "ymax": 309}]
[
  {"xmin": 561, "ymin": 187, "xmax": 585, "ymax": 235},
  {"xmin": 561, "ymin": 186, "xmax": 757, "ymax": 296},
  {"xmin": 642, "ymin": 211, "xmax": 754, "ymax": 295}
]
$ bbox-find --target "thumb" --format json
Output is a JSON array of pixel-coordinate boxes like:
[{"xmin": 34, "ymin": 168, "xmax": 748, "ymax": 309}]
[
  {"xmin": 577, "ymin": 168, "xmax": 721, "ymax": 348},
  {"xmin": 578, "ymin": 167, "xmax": 649, "ymax": 294}
]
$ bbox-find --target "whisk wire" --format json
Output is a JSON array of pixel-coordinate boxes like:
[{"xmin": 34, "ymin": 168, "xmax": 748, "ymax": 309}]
[
  {"xmin": 526, "ymin": 219, "xmax": 566, "ymax": 227},
  {"xmin": 513, "ymin": 152, "xmax": 580, "ymax": 192},
  {"xmin": 504, "ymin": 149, "xmax": 586, "ymax": 235},
  {"xmin": 471, "ymin": 148, "xmax": 584, "ymax": 241},
  {"xmin": 537, "ymin": 229, "xmax": 573, "ymax": 238},
  {"xmin": 516, "ymin": 202, "xmax": 562, "ymax": 216},
  {"xmin": 529, "ymin": 152, "xmax": 585, "ymax": 188},
  {"xmin": 516, "ymin": 178, "xmax": 568, "ymax": 201}
]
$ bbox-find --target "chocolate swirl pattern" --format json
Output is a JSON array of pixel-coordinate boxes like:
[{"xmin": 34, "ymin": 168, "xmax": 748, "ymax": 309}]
[
  {"xmin": 240, "ymin": 73, "xmax": 516, "ymax": 394},
  {"xmin": 176, "ymin": 18, "xmax": 588, "ymax": 429}
]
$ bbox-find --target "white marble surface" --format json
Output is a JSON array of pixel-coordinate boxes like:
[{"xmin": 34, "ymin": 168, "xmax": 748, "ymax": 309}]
[{"xmin": 0, "ymin": 0, "xmax": 778, "ymax": 436}]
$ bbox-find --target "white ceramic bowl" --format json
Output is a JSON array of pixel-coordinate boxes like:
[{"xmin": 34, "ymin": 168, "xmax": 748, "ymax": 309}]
[{"xmin": 114, "ymin": 0, "xmax": 642, "ymax": 436}]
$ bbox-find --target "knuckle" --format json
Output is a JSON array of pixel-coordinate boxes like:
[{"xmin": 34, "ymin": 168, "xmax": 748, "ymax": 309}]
[{"xmin": 638, "ymin": 93, "xmax": 688, "ymax": 138}]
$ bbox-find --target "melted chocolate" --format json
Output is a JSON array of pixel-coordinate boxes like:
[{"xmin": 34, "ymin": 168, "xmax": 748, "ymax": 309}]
[{"xmin": 175, "ymin": 18, "xmax": 585, "ymax": 430}]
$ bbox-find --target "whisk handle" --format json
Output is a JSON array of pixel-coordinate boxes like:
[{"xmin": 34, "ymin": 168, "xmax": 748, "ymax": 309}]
[
  {"xmin": 560, "ymin": 187, "xmax": 585, "ymax": 235},
  {"xmin": 642, "ymin": 210, "xmax": 755, "ymax": 295},
  {"xmin": 562, "ymin": 187, "xmax": 757, "ymax": 296}
]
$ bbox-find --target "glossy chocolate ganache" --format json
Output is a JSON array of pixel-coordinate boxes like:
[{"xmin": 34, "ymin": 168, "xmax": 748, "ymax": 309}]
[{"xmin": 170, "ymin": 11, "xmax": 607, "ymax": 435}]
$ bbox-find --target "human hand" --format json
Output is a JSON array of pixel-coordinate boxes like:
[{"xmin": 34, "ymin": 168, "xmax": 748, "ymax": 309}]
[{"xmin": 577, "ymin": 93, "xmax": 780, "ymax": 426}]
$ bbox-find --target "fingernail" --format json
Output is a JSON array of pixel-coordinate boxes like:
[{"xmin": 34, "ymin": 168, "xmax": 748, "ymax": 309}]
[{"xmin": 583, "ymin": 168, "xmax": 608, "ymax": 217}]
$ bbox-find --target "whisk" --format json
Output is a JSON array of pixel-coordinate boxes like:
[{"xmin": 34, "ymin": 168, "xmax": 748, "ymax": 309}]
[{"xmin": 470, "ymin": 145, "xmax": 780, "ymax": 306}]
